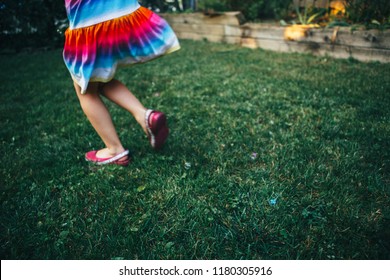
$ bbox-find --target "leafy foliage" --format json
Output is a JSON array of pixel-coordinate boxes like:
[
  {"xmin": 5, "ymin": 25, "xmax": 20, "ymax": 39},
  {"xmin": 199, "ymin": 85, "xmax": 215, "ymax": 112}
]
[
  {"xmin": 345, "ymin": 0, "xmax": 390, "ymax": 24},
  {"xmin": 197, "ymin": 0, "xmax": 293, "ymax": 20},
  {"xmin": 0, "ymin": 0, "xmax": 66, "ymax": 50}
]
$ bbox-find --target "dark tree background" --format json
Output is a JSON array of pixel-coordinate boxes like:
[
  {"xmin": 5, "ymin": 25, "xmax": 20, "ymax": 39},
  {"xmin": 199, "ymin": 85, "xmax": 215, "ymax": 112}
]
[{"xmin": 0, "ymin": 0, "xmax": 66, "ymax": 50}]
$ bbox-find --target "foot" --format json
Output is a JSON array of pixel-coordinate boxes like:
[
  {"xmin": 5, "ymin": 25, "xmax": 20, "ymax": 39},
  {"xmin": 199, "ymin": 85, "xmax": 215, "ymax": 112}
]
[
  {"xmin": 95, "ymin": 148, "xmax": 124, "ymax": 158},
  {"xmin": 145, "ymin": 109, "xmax": 169, "ymax": 150},
  {"xmin": 85, "ymin": 149, "xmax": 130, "ymax": 166}
]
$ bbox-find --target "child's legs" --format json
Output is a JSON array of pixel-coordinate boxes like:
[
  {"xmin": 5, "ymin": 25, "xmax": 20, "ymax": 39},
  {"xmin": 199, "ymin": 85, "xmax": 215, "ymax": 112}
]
[
  {"xmin": 74, "ymin": 81, "xmax": 125, "ymax": 157},
  {"xmin": 101, "ymin": 79, "xmax": 147, "ymax": 133}
]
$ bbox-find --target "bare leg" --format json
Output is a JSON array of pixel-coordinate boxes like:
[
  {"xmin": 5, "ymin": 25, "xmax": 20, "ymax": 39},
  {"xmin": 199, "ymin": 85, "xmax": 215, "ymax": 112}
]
[
  {"xmin": 100, "ymin": 79, "xmax": 148, "ymax": 134},
  {"xmin": 100, "ymin": 79, "xmax": 169, "ymax": 150},
  {"xmin": 74, "ymin": 81, "xmax": 127, "ymax": 159}
]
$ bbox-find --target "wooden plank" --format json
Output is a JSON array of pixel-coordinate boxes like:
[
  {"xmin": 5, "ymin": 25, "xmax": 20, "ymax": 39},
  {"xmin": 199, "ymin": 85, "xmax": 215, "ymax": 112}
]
[
  {"xmin": 297, "ymin": 28, "xmax": 390, "ymax": 49},
  {"xmin": 255, "ymin": 39, "xmax": 291, "ymax": 52},
  {"xmin": 175, "ymin": 31, "xmax": 224, "ymax": 43},
  {"xmin": 242, "ymin": 37, "xmax": 390, "ymax": 62},
  {"xmin": 244, "ymin": 26, "xmax": 285, "ymax": 40},
  {"xmin": 277, "ymin": 40, "xmax": 390, "ymax": 62},
  {"xmin": 163, "ymin": 13, "xmax": 390, "ymax": 63},
  {"xmin": 161, "ymin": 12, "xmax": 242, "ymax": 26},
  {"xmin": 241, "ymin": 38, "xmax": 258, "ymax": 49},
  {"xmin": 319, "ymin": 43, "xmax": 390, "ymax": 62},
  {"xmin": 224, "ymin": 36, "xmax": 242, "ymax": 45},
  {"xmin": 170, "ymin": 23, "xmax": 225, "ymax": 36},
  {"xmin": 224, "ymin": 25, "xmax": 243, "ymax": 37}
]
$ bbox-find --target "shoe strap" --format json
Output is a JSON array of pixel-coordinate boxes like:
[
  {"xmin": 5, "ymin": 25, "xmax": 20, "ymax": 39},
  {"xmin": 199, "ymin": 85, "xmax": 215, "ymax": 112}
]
[
  {"xmin": 145, "ymin": 109, "xmax": 156, "ymax": 147},
  {"xmin": 98, "ymin": 150, "xmax": 129, "ymax": 165},
  {"xmin": 145, "ymin": 109, "xmax": 154, "ymax": 132}
]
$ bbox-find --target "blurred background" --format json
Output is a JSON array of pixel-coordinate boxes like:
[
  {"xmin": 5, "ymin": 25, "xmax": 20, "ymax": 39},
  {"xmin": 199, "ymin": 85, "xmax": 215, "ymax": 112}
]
[{"xmin": 0, "ymin": 1, "xmax": 389, "ymax": 52}]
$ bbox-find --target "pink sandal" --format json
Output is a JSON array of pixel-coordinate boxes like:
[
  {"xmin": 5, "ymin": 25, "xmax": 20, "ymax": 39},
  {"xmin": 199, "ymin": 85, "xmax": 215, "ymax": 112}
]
[
  {"xmin": 85, "ymin": 150, "xmax": 130, "ymax": 166},
  {"xmin": 145, "ymin": 109, "xmax": 169, "ymax": 150}
]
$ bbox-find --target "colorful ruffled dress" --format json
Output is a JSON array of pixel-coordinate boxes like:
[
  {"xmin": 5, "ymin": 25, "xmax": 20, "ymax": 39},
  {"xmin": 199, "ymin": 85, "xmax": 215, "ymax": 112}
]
[{"xmin": 63, "ymin": 0, "xmax": 180, "ymax": 94}]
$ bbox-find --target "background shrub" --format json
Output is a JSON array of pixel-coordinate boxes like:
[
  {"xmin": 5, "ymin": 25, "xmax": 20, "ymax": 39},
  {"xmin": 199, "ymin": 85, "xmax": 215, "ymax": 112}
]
[
  {"xmin": 0, "ymin": 0, "xmax": 65, "ymax": 51},
  {"xmin": 2, "ymin": 0, "xmax": 390, "ymax": 51},
  {"xmin": 345, "ymin": 0, "xmax": 390, "ymax": 24},
  {"xmin": 196, "ymin": 0, "xmax": 293, "ymax": 20}
]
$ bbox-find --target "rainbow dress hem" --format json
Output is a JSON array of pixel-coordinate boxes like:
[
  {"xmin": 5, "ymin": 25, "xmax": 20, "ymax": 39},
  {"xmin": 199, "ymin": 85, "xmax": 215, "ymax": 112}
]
[{"xmin": 63, "ymin": 4, "xmax": 180, "ymax": 94}]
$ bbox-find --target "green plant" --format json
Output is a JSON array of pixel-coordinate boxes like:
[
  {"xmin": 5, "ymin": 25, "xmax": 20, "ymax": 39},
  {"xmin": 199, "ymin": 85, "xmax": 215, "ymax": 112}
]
[{"xmin": 294, "ymin": 5, "xmax": 323, "ymax": 25}]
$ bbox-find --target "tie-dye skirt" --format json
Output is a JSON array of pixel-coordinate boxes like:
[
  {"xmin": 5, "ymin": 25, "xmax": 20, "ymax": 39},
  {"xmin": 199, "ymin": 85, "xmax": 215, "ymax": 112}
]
[{"xmin": 63, "ymin": 7, "xmax": 180, "ymax": 94}]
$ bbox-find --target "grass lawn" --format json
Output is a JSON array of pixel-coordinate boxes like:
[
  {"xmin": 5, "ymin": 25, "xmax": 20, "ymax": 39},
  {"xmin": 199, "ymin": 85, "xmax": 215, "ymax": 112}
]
[{"xmin": 0, "ymin": 40, "xmax": 389, "ymax": 260}]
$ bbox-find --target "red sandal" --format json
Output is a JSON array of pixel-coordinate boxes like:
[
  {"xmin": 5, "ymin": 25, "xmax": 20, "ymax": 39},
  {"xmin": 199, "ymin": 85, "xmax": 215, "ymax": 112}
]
[
  {"xmin": 85, "ymin": 150, "xmax": 130, "ymax": 166},
  {"xmin": 145, "ymin": 109, "xmax": 169, "ymax": 150}
]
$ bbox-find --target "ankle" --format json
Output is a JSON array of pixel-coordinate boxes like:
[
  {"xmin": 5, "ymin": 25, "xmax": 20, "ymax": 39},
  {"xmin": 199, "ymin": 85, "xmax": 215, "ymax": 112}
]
[
  {"xmin": 109, "ymin": 146, "xmax": 125, "ymax": 155},
  {"xmin": 99, "ymin": 146, "xmax": 125, "ymax": 157},
  {"xmin": 134, "ymin": 109, "xmax": 148, "ymax": 133}
]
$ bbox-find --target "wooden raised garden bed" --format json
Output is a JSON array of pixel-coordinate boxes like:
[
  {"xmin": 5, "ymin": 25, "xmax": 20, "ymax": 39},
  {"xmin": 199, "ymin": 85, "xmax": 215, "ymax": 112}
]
[{"xmin": 161, "ymin": 12, "xmax": 390, "ymax": 63}]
